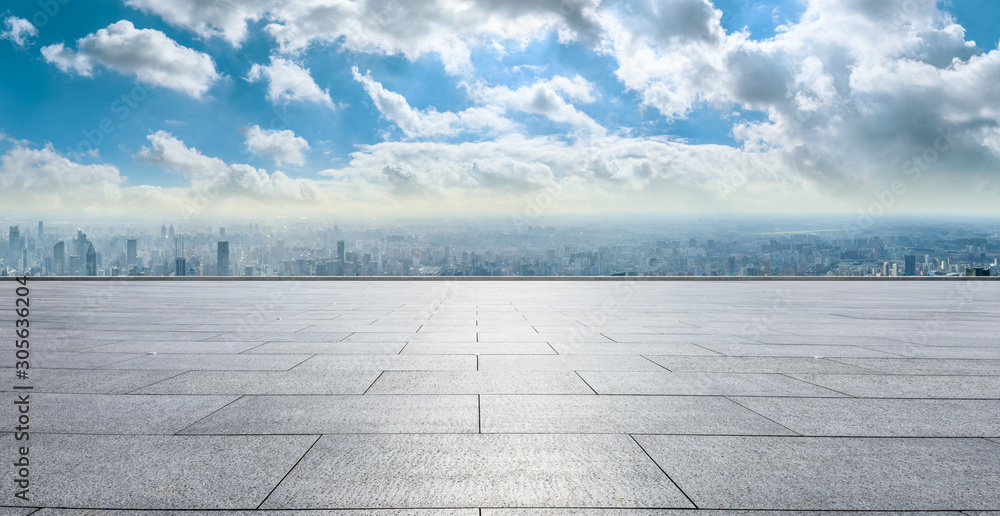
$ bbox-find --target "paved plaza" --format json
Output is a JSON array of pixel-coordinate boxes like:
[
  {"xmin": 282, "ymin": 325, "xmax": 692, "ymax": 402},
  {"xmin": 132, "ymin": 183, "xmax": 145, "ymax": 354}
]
[{"xmin": 2, "ymin": 279, "xmax": 999, "ymax": 513}]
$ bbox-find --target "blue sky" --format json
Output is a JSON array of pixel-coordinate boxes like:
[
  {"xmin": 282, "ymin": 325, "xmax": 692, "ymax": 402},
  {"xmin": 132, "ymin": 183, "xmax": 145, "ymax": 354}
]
[{"xmin": 1, "ymin": 0, "xmax": 999, "ymax": 218}]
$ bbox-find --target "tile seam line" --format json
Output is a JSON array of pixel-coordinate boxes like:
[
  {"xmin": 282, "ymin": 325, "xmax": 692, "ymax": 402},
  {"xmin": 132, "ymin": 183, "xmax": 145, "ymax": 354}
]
[
  {"xmin": 724, "ymin": 396, "xmax": 804, "ymax": 436},
  {"xmin": 628, "ymin": 433, "xmax": 699, "ymax": 509},
  {"xmin": 256, "ymin": 434, "xmax": 323, "ymax": 510},
  {"xmin": 173, "ymin": 394, "xmax": 246, "ymax": 435},
  {"xmin": 777, "ymin": 372, "xmax": 856, "ymax": 398}
]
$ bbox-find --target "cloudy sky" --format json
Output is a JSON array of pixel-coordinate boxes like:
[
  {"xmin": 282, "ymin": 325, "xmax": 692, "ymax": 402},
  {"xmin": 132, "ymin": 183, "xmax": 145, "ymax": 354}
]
[{"xmin": 1, "ymin": 0, "xmax": 999, "ymax": 220}]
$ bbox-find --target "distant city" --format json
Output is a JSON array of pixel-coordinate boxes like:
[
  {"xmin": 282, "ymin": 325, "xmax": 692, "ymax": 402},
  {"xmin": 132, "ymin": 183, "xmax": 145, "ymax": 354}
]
[{"xmin": 2, "ymin": 216, "xmax": 998, "ymax": 277}]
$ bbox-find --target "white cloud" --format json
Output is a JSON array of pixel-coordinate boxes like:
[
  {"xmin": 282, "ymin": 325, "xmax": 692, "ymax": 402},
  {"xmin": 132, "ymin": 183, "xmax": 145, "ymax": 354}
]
[
  {"xmin": 40, "ymin": 20, "xmax": 219, "ymax": 98},
  {"xmin": 469, "ymin": 75, "xmax": 604, "ymax": 134},
  {"xmin": 124, "ymin": 0, "xmax": 273, "ymax": 47},
  {"xmin": 1, "ymin": 16, "xmax": 37, "ymax": 48},
  {"xmin": 116, "ymin": 0, "xmax": 603, "ymax": 76},
  {"xmin": 0, "ymin": 144, "xmax": 124, "ymax": 209},
  {"xmin": 352, "ymin": 67, "xmax": 513, "ymax": 138},
  {"xmin": 135, "ymin": 131, "xmax": 319, "ymax": 201},
  {"xmin": 600, "ymin": 0, "xmax": 1000, "ymax": 193},
  {"xmin": 247, "ymin": 57, "xmax": 335, "ymax": 108},
  {"xmin": 241, "ymin": 125, "xmax": 310, "ymax": 167}
]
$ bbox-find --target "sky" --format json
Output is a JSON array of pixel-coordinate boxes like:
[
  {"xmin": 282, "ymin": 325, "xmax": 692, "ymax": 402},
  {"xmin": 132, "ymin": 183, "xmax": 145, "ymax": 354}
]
[{"xmin": 0, "ymin": 0, "xmax": 999, "ymax": 221}]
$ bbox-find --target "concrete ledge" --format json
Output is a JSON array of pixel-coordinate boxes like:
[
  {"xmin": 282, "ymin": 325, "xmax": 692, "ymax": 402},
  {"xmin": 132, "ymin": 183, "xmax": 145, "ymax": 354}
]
[{"xmin": 3, "ymin": 275, "xmax": 997, "ymax": 281}]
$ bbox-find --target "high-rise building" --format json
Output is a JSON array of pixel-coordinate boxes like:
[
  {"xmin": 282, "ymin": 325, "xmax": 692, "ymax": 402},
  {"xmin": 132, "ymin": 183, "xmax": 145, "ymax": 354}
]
[
  {"xmin": 220, "ymin": 227, "xmax": 226, "ymax": 238},
  {"xmin": 8, "ymin": 226, "xmax": 21, "ymax": 267},
  {"xmin": 37, "ymin": 221, "xmax": 43, "ymax": 240},
  {"xmin": 337, "ymin": 240, "xmax": 345, "ymax": 262},
  {"xmin": 161, "ymin": 225, "xmax": 167, "ymax": 239},
  {"xmin": 168, "ymin": 225, "xmax": 175, "ymax": 240},
  {"xmin": 85, "ymin": 243, "xmax": 97, "ymax": 276},
  {"xmin": 904, "ymin": 255, "xmax": 917, "ymax": 276},
  {"xmin": 217, "ymin": 241, "xmax": 230, "ymax": 276},
  {"xmin": 175, "ymin": 257, "xmax": 187, "ymax": 277},
  {"xmin": 126, "ymin": 238, "xmax": 137, "ymax": 268},
  {"xmin": 68, "ymin": 255, "xmax": 80, "ymax": 275},
  {"xmin": 53, "ymin": 241, "xmax": 65, "ymax": 275}
]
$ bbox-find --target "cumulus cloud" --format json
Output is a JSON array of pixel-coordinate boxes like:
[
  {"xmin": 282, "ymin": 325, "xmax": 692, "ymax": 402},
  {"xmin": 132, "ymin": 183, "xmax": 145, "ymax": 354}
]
[
  {"xmin": 1, "ymin": 16, "xmax": 37, "ymax": 48},
  {"xmin": 352, "ymin": 69, "xmax": 601, "ymax": 139},
  {"xmin": 352, "ymin": 67, "xmax": 513, "ymax": 138},
  {"xmin": 247, "ymin": 57, "xmax": 335, "ymax": 108},
  {"xmin": 241, "ymin": 125, "xmax": 310, "ymax": 167},
  {"xmin": 315, "ymin": 134, "xmax": 816, "ymax": 213},
  {"xmin": 600, "ymin": 0, "xmax": 1000, "ymax": 194},
  {"xmin": 135, "ymin": 131, "xmax": 319, "ymax": 202},
  {"xmin": 118, "ymin": 0, "xmax": 602, "ymax": 75},
  {"xmin": 0, "ymin": 143, "xmax": 124, "ymax": 209},
  {"xmin": 469, "ymin": 75, "xmax": 604, "ymax": 135},
  {"xmin": 124, "ymin": 0, "xmax": 274, "ymax": 47},
  {"xmin": 41, "ymin": 20, "xmax": 219, "ymax": 98}
]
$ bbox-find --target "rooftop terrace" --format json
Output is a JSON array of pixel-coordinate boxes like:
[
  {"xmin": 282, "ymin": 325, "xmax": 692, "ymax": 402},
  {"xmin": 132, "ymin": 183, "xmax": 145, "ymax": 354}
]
[{"xmin": 3, "ymin": 279, "xmax": 999, "ymax": 513}]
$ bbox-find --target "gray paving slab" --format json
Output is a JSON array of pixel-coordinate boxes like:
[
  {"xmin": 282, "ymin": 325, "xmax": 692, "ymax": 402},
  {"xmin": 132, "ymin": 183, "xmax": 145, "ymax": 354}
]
[
  {"xmin": 3, "ymin": 393, "xmax": 236, "ymax": 434},
  {"xmin": 857, "ymin": 346, "xmax": 1000, "ymax": 359},
  {"xmin": 401, "ymin": 342, "xmax": 556, "ymax": 354},
  {"xmin": 695, "ymin": 343, "xmax": 902, "ymax": 357},
  {"xmin": 181, "ymin": 395, "xmax": 478, "ymax": 434},
  {"xmin": 748, "ymin": 335, "xmax": 906, "ymax": 346},
  {"xmin": 203, "ymin": 331, "xmax": 354, "ymax": 342},
  {"xmin": 6, "ymin": 434, "xmax": 316, "ymax": 509},
  {"xmin": 481, "ymin": 395, "xmax": 795, "ymax": 435},
  {"xmin": 35, "ymin": 511, "xmax": 479, "ymax": 516},
  {"xmin": 645, "ymin": 356, "xmax": 868, "ymax": 374},
  {"xmin": 578, "ymin": 372, "xmax": 846, "ymax": 397},
  {"xmin": 829, "ymin": 358, "xmax": 1000, "ymax": 375},
  {"xmin": 366, "ymin": 371, "xmax": 594, "ymax": 394},
  {"xmin": 0, "ymin": 368, "xmax": 180, "ymax": 394},
  {"xmin": 56, "ymin": 331, "xmax": 222, "ymax": 341},
  {"xmin": 242, "ymin": 341, "xmax": 405, "ymax": 354},
  {"xmin": 548, "ymin": 342, "xmax": 720, "ymax": 356},
  {"xmin": 84, "ymin": 340, "xmax": 266, "ymax": 354},
  {"xmin": 294, "ymin": 354, "xmax": 477, "ymax": 371},
  {"xmin": 0, "ymin": 350, "xmax": 145, "ymax": 370},
  {"xmin": 261, "ymin": 434, "xmax": 694, "ymax": 509},
  {"xmin": 134, "ymin": 370, "xmax": 381, "ymax": 395},
  {"xmin": 788, "ymin": 373, "xmax": 1000, "ymax": 398},
  {"xmin": 479, "ymin": 354, "xmax": 666, "ymax": 371},
  {"xmin": 634, "ymin": 435, "xmax": 1000, "ymax": 510},
  {"xmin": 102, "ymin": 353, "xmax": 312, "ymax": 370},
  {"xmin": 736, "ymin": 397, "xmax": 1000, "ymax": 436},
  {"xmin": 482, "ymin": 511, "xmax": 961, "ymax": 516}
]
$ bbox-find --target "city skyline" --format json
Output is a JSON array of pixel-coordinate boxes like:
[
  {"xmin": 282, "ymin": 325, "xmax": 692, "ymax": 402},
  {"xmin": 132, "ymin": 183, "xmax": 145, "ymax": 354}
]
[
  {"xmin": 4, "ymin": 215, "xmax": 997, "ymax": 277},
  {"xmin": 1, "ymin": 0, "xmax": 999, "ymax": 218}
]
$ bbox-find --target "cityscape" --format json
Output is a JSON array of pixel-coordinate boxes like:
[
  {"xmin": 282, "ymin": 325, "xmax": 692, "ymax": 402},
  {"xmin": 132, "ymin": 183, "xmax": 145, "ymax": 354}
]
[{"xmin": 3, "ymin": 216, "xmax": 997, "ymax": 278}]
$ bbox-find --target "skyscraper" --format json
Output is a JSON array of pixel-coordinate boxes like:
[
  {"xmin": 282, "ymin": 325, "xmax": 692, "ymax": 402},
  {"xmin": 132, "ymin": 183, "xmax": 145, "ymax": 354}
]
[
  {"xmin": 175, "ymin": 257, "xmax": 187, "ymax": 277},
  {"xmin": 37, "ymin": 221, "xmax": 43, "ymax": 240},
  {"xmin": 161, "ymin": 225, "xmax": 167, "ymax": 239},
  {"xmin": 904, "ymin": 255, "xmax": 917, "ymax": 276},
  {"xmin": 168, "ymin": 225, "xmax": 175, "ymax": 240},
  {"xmin": 218, "ymin": 241, "xmax": 230, "ymax": 276},
  {"xmin": 8, "ymin": 226, "xmax": 21, "ymax": 267},
  {"xmin": 337, "ymin": 240, "xmax": 345, "ymax": 262},
  {"xmin": 85, "ymin": 243, "xmax": 97, "ymax": 276},
  {"xmin": 53, "ymin": 241, "xmax": 65, "ymax": 275},
  {"xmin": 126, "ymin": 238, "xmax": 137, "ymax": 268}
]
